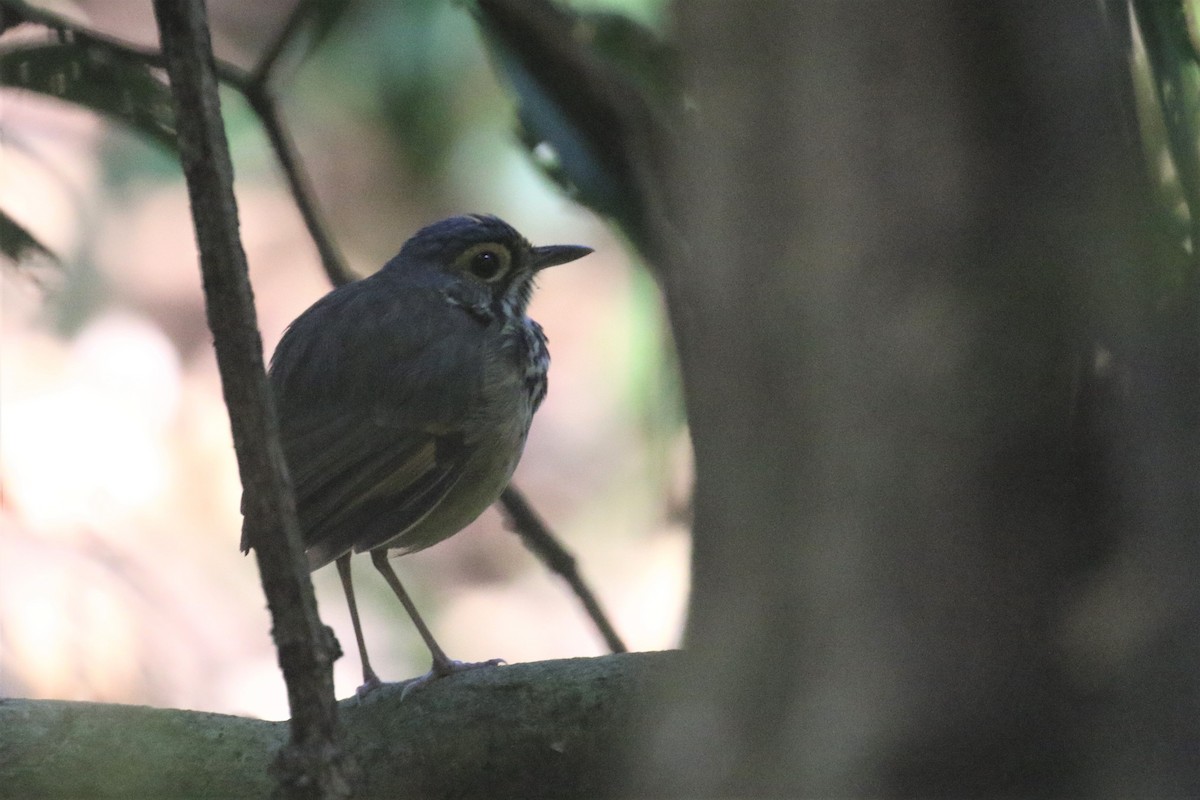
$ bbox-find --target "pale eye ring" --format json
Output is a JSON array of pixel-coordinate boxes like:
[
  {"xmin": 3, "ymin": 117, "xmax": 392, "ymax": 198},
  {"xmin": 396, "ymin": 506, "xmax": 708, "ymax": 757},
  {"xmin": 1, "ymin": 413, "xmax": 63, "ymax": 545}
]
[{"xmin": 458, "ymin": 242, "xmax": 512, "ymax": 282}]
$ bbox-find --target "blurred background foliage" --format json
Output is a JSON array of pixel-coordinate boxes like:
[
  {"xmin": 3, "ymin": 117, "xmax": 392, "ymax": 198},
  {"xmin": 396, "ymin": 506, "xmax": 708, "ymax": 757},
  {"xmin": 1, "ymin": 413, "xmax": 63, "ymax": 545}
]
[
  {"xmin": 1129, "ymin": 0, "xmax": 1200, "ymax": 306},
  {"xmin": 0, "ymin": 0, "xmax": 686, "ymax": 719}
]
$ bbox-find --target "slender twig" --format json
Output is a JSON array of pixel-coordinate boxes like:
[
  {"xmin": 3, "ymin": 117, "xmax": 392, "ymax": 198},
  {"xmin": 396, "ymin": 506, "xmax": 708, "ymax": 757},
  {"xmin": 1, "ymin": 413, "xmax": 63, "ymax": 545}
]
[
  {"xmin": 249, "ymin": 0, "xmax": 315, "ymax": 87},
  {"xmin": 239, "ymin": 0, "xmax": 356, "ymax": 288},
  {"xmin": 151, "ymin": 1, "xmax": 349, "ymax": 797},
  {"xmin": 242, "ymin": 84, "xmax": 356, "ymax": 287},
  {"xmin": 499, "ymin": 487, "xmax": 628, "ymax": 654}
]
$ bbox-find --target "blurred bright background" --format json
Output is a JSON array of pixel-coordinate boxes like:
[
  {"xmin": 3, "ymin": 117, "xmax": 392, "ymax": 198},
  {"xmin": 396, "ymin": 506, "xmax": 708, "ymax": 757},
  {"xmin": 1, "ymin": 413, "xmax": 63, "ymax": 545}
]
[{"xmin": 0, "ymin": 0, "xmax": 688, "ymax": 719}]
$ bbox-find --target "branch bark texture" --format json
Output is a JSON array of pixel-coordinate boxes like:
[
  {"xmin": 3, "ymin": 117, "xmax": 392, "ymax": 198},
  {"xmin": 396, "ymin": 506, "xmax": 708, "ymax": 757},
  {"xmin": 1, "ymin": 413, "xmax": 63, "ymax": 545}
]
[
  {"xmin": 150, "ymin": 1, "xmax": 347, "ymax": 797},
  {"xmin": 0, "ymin": 653, "xmax": 672, "ymax": 800}
]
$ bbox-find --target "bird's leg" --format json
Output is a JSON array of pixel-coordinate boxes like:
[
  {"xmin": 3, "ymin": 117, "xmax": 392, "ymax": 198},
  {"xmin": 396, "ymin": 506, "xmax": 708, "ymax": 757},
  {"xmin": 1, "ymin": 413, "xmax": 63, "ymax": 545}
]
[
  {"xmin": 369, "ymin": 549, "xmax": 503, "ymax": 695},
  {"xmin": 369, "ymin": 548, "xmax": 453, "ymax": 667},
  {"xmin": 335, "ymin": 554, "xmax": 383, "ymax": 697}
]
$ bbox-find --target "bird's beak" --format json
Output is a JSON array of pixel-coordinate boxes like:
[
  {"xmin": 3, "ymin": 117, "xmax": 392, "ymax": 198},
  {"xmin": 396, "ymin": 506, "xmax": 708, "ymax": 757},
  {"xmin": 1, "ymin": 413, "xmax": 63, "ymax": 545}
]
[{"xmin": 531, "ymin": 244, "xmax": 593, "ymax": 271}]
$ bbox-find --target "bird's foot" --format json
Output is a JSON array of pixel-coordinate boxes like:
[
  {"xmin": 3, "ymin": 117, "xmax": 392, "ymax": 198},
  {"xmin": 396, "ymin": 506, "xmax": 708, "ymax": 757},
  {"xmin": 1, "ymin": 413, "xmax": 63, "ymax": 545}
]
[
  {"xmin": 400, "ymin": 657, "xmax": 506, "ymax": 700},
  {"xmin": 355, "ymin": 669, "xmax": 384, "ymax": 700}
]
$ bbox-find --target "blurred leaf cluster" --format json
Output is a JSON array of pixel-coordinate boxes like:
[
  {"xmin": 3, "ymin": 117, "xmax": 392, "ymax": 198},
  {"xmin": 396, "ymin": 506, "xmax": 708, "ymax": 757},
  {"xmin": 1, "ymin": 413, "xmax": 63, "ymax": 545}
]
[
  {"xmin": 1130, "ymin": 0, "xmax": 1200, "ymax": 296},
  {"xmin": 0, "ymin": 40, "xmax": 174, "ymax": 149},
  {"xmin": 0, "ymin": 0, "xmax": 668, "ymax": 249},
  {"xmin": 471, "ymin": 0, "xmax": 681, "ymax": 252}
]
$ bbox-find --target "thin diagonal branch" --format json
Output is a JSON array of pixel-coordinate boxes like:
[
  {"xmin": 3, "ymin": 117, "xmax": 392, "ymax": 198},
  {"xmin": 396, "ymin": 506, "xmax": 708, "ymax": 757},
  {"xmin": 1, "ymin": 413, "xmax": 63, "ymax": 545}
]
[
  {"xmin": 239, "ymin": 1, "xmax": 354, "ymax": 290},
  {"xmin": 250, "ymin": 0, "xmax": 315, "ymax": 87},
  {"xmin": 500, "ymin": 487, "xmax": 628, "ymax": 654},
  {"xmin": 242, "ymin": 84, "xmax": 356, "ymax": 287}
]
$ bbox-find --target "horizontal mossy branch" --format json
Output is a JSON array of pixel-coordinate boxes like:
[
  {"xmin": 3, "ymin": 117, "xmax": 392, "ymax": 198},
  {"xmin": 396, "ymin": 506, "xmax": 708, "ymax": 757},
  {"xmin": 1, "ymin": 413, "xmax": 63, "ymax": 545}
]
[{"xmin": 0, "ymin": 651, "xmax": 678, "ymax": 799}]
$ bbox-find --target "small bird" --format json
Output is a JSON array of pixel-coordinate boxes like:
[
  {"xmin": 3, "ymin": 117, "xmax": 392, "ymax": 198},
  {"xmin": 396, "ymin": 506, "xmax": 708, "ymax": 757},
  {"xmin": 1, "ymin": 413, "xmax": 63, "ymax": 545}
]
[{"xmin": 243, "ymin": 214, "xmax": 592, "ymax": 695}]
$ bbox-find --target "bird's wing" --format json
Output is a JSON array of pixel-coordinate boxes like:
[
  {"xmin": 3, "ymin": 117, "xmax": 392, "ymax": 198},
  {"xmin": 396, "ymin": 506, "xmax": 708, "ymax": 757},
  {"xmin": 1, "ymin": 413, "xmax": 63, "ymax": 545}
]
[
  {"xmin": 280, "ymin": 409, "xmax": 468, "ymax": 570},
  {"xmin": 241, "ymin": 273, "xmax": 487, "ymax": 569}
]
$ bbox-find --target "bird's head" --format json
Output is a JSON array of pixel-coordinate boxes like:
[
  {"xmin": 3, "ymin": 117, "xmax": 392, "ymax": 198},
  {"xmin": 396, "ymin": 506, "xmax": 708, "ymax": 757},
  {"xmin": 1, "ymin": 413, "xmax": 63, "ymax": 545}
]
[{"xmin": 387, "ymin": 214, "xmax": 592, "ymax": 320}]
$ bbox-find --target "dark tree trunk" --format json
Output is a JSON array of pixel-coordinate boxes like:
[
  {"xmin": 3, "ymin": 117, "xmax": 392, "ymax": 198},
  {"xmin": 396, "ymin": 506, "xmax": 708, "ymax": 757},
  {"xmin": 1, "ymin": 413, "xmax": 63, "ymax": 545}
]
[{"xmin": 633, "ymin": 2, "xmax": 1199, "ymax": 796}]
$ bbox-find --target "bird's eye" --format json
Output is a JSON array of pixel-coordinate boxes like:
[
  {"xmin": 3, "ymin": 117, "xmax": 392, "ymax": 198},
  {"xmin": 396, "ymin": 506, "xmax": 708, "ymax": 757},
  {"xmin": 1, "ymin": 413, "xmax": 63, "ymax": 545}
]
[
  {"xmin": 457, "ymin": 242, "xmax": 512, "ymax": 282},
  {"xmin": 471, "ymin": 251, "xmax": 502, "ymax": 279}
]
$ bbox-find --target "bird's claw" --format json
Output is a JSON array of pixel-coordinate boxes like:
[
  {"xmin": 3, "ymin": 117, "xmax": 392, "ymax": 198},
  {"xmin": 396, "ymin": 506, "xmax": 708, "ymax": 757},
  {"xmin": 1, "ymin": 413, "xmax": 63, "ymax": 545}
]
[
  {"xmin": 399, "ymin": 658, "xmax": 506, "ymax": 700},
  {"xmin": 355, "ymin": 674, "xmax": 384, "ymax": 700}
]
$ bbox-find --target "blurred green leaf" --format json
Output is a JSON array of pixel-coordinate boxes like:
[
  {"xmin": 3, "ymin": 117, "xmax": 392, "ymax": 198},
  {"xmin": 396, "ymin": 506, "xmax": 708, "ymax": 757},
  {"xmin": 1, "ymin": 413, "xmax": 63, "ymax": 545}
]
[
  {"xmin": 372, "ymin": 0, "xmax": 470, "ymax": 180},
  {"xmin": 300, "ymin": 0, "xmax": 478, "ymax": 187},
  {"xmin": 1187, "ymin": 0, "xmax": 1200, "ymax": 61},
  {"xmin": 379, "ymin": 69, "xmax": 458, "ymax": 178},
  {"xmin": 0, "ymin": 209, "xmax": 56, "ymax": 266},
  {"xmin": 255, "ymin": 0, "xmax": 357, "ymax": 81},
  {"xmin": 471, "ymin": 0, "xmax": 674, "ymax": 250},
  {"xmin": 295, "ymin": 0, "xmax": 357, "ymax": 64},
  {"xmin": 1134, "ymin": 0, "xmax": 1200, "ymax": 262},
  {"xmin": 0, "ymin": 41, "xmax": 176, "ymax": 150},
  {"xmin": 573, "ymin": 10, "xmax": 681, "ymax": 111}
]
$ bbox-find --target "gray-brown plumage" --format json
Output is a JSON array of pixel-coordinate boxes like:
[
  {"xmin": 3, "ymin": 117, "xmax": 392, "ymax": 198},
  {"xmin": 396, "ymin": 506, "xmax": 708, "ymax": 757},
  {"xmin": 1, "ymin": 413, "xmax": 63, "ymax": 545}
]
[{"xmin": 242, "ymin": 214, "xmax": 591, "ymax": 694}]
